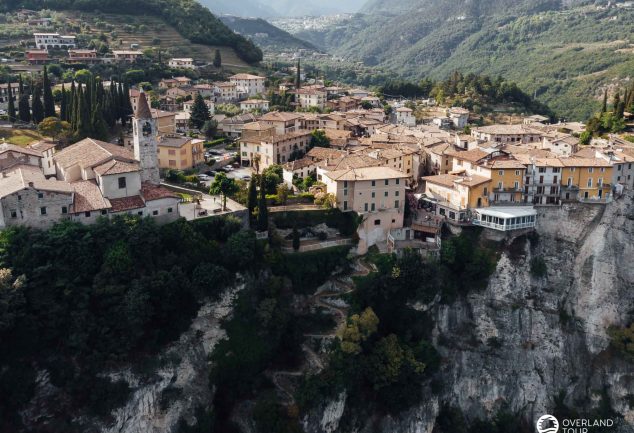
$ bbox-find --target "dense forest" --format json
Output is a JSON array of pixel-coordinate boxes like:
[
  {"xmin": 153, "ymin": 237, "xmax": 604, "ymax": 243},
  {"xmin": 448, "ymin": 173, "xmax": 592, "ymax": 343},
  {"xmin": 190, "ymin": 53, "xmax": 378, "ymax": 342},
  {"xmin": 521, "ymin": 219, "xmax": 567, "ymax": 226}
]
[{"xmin": 1, "ymin": 0, "xmax": 263, "ymax": 63}]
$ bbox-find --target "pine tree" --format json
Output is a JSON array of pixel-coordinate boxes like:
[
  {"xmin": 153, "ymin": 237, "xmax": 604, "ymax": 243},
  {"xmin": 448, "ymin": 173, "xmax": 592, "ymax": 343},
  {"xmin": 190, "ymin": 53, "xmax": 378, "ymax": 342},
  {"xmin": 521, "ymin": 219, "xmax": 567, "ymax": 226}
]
[
  {"xmin": 60, "ymin": 84, "xmax": 67, "ymax": 122},
  {"xmin": 42, "ymin": 66, "xmax": 56, "ymax": 118},
  {"xmin": 257, "ymin": 180, "xmax": 268, "ymax": 232},
  {"xmin": 213, "ymin": 49, "xmax": 222, "ymax": 68},
  {"xmin": 247, "ymin": 177, "xmax": 258, "ymax": 228},
  {"xmin": 91, "ymin": 103, "xmax": 108, "ymax": 141},
  {"xmin": 7, "ymin": 83, "xmax": 16, "ymax": 123},
  {"xmin": 295, "ymin": 58, "xmax": 301, "ymax": 89},
  {"xmin": 31, "ymin": 85, "xmax": 44, "ymax": 124},
  {"xmin": 189, "ymin": 93, "xmax": 210, "ymax": 130}
]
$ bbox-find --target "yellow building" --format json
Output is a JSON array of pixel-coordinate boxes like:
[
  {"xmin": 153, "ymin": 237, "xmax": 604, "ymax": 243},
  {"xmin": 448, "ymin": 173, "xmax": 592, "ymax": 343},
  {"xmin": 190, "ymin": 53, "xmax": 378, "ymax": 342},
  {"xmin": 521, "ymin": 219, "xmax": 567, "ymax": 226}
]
[
  {"xmin": 480, "ymin": 159, "xmax": 526, "ymax": 203},
  {"xmin": 560, "ymin": 158, "xmax": 613, "ymax": 202},
  {"xmin": 157, "ymin": 136, "xmax": 205, "ymax": 170}
]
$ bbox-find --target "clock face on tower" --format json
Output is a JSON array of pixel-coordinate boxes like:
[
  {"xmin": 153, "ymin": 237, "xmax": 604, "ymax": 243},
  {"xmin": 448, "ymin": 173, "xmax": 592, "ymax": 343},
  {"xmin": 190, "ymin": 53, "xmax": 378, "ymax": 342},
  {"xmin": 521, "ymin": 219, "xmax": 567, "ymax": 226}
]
[{"xmin": 142, "ymin": 121, "xmax": 152, "ymax": 137}]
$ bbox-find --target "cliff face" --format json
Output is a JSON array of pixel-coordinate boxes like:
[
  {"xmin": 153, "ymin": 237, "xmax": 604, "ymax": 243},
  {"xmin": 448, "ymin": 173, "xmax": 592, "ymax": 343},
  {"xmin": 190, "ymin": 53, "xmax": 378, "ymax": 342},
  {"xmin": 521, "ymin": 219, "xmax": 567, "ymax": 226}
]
[
  {"xmin": 81, "ymin": 196, "xmax": 634, "ymax": 433},
  {"xmin": 309, "ymin": 195, "xmax": 634, "ymax": 432}
]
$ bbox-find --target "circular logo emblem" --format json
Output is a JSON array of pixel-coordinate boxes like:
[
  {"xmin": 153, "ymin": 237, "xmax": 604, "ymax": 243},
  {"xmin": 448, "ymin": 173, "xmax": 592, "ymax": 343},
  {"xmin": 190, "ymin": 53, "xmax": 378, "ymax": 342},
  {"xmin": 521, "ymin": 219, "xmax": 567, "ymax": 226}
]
[{"xmin": 536, "ymin": 415, "xmax": 559, "ymax": 433}]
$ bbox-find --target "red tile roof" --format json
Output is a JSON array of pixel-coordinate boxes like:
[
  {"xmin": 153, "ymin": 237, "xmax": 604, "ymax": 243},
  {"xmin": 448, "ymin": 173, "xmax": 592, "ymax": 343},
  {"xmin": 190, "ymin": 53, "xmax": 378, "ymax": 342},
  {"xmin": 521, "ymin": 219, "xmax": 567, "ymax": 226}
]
[
  {"xmin": 141, "ymin": 182, "xmax": 178, "ymax": 201},
  {"xmin": 109, "ymin": 195, "xmax": 145, "ymax": 212}
]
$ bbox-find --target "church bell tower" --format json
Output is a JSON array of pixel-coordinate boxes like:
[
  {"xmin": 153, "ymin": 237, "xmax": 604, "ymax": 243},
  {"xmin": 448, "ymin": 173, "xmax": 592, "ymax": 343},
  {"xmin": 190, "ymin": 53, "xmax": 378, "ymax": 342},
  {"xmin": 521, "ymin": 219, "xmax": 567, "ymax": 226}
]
[{"xmin": 133, "ymin": 89, "xmax": 160, "ymax": 184}]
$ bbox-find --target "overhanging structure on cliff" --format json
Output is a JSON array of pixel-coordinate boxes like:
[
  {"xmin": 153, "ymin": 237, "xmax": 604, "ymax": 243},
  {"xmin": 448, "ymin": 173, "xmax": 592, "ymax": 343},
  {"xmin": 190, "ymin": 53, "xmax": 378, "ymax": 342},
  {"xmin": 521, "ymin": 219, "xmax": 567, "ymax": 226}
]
[{"xmin": 472, "ymin": 206, "xmax": 537, "ymax": 231}]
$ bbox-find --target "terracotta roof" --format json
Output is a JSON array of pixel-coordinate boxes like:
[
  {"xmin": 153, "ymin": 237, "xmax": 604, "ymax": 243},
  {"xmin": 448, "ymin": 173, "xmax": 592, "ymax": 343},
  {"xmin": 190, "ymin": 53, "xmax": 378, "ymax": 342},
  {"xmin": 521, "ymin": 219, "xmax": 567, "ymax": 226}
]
[
  {"xmin": 322, "ymin": 154, "xmax": 382, "ymax": 171},
  {"xmin": 28, "ymin": 141, "xmax": 56, "ymax": 153},
  {"xmin": 141, "ymin": 182, "xmax": 178, "ymax": 201},
  {"xmin": 151, "ymin": 109, "xmax": 176, "ymax": 119},
  {"xmin": 558, "ymin": 158, "xmax": 612, "ymax": 168},
  {"xmin": 93, "ymin": 159, "xmax": 140, "ymax": 176},
  {"xmin": 260, "ymin": 111, "xmax": 302, "ymax": 122},
  {"xmin": 54, "ymin": 138, "xmax": 135, "ymax": 171},
  {"xmin": 306, "ymin": 147, "xmax": 347, "ymax": 161},
  {"xmin": 109, "ymin": 195, "xmax": 146, "ymax": 212},
  {"xmin": 284, "ymin": 157, "xmax": 316, "ymax": 171},
  {"xmin": 0, "ymin": 142, "xmax": 43, "ymax": 158},
  {"xmin": 483, "ymin": 159, "xmax": 527, "ymax": 170},
  {"xmin": 473, "ymin": 124, "xmax": 542, "ymax": 135},
  {"xmin": 446, "ymin": 148, "xmax": 489, "ymax": 163},
  {"xmin": 324, "ymin": 166, "xmax": 409, "ymax": 182},
  {"xmin": 71, "ymin": 180, "xmax": 111, "ymax": 213},
  {"xmin": 422, "ymin": 174, "xmax": 460, "ymax": 188},
  {"xmin": 157, "ymin": 136, "xmax": 192, "ymax": 148},
  {"xmin": 458, "ymin": 175, "xmax": 491, "ymax": 187},
  {"xmin": 135, "ymin": 90, "xmax": 152, "ymax": 119},
  {"xmin": 0, "ymin": 165, "xmax": 73, "ymax": 198}
]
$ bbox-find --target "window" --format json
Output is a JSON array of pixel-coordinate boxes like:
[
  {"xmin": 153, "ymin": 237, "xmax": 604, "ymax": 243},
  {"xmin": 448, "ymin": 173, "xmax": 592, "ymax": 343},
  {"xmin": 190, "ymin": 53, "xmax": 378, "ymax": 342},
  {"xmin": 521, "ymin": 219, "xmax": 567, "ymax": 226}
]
[
  {"xmin": 600, "ymin": 167, "xmax": 605, "ymax": 173},
  {"xmin": 385, "ymin": 180, "xmax": 389, "ymax": 186},
  {"xmin": 138, "ymin": 211, "xmax": 143, "ymax": 216},
  {"xmin": 101, "ymin": 210, "xmax": 107, "ymax": 215},
  {"xmin": 514, "ymin": 181, "xmax": 519, "ymax": 189},
  {"xmin": 539, "ymin": 167, "xmax": 546, "ymax": 173},
  {"xmin": 364, "ymin": 203, "xmax": 368, "ymax": 212},
  {"xmin": 168, "ymin": 149, "xmax": 176, "ymax": 155},
  {"xmin": 343, "ymin": 181, "xmax": 348, "ymax": 188},
  {"xmin": 371, "ymin": 203, "xmax": 375, "ymax": 211},
  {"xmin": 371, "ymin": 181, "xmax": 375, "ymax": 187},
  {"xmin": 515, "ymin": 170, "xmax": 520, "ymax": 176},
  {"xmin": 498, "ymin": 170, "xmax": 504, "ymax": 176},
  {"xmin": 588, "ymin": 167, "xmax": 593, "ymax": 173},
  {"xmin": 40, "ymin": 207, "xmax": 47, "ymax": 215},
  {"xmin": 17, "ymin": 195, "xmax": 21, "ymax": 201},
  {"xmin": 118, "ymin": 177, "xmax": 127, "ymax": 189},
  {"xmin": 10, "ymin": 210, "xmax": 17, "ymax": 218},
  {"xmin": 168, "ymin": 207, "xmax": 173, "ymax": 213},
  {"xmin": 374, "ymin": 219, "xmax": 381, "ymax": 226},
  {"xmin": 396, "ymin": 179, "xmax": 400, "ymax": 185},
  {"xmin": 343, "ymin": 201, "xmax": 348, "ymax": 210},
  {"xmin": 153, "ymin": 210, "xmax": 159, "ymax": 216},
  {"xmin": 587, "ymin": 178, "xmax": 592, "ymax": 187},
  {"xmin": 37, "ymin": 192, "xmax": 44, "ymax": 199},
  {"xmin": 84, "ymin": 211, "xmax": 91, "ymax": 217},
  {"xmin": 395, "ymin": 200, "xmax": 399, "ymax": 208},
  {"xmin": 552, "ymin": 168, "xmax": 560, "ymax": 173},
  {"xmin": 169, "ymin": 160, "xmax": 176, "ymax": 167},
  {"xmin": 395, "ymin": 191, "xmax": 399, "ymax": 197},
  {"xmin": 62, "ymin": 206, "xmax": 68, "ymax": 214},
  {"xmin": 384, "ymin": 191, "xmax": 388, "ymax": 197},
  {"xmin": 567, "ymin": 178, "xmax": 572, "ymax": 186}
]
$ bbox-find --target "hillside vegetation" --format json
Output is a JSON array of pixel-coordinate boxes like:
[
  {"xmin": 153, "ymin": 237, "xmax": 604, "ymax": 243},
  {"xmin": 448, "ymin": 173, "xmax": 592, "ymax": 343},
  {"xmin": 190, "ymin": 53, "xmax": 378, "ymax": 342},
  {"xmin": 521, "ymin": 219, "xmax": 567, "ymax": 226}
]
[
  {"xmin": 296, "ymin": 0, "xmax": 634, "ymax": 120},
  {"xmin": 1, "ymin": 0, "xmax": 263, "ymax": 63}
]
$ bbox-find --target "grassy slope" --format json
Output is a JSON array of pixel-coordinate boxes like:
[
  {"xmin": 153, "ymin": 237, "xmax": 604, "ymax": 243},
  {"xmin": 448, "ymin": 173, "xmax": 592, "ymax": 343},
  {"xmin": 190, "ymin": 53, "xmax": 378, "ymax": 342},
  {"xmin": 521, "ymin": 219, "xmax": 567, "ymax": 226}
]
[{"xmin": 219, "ymin": 16, "xmax": 316, "ymax": 53}]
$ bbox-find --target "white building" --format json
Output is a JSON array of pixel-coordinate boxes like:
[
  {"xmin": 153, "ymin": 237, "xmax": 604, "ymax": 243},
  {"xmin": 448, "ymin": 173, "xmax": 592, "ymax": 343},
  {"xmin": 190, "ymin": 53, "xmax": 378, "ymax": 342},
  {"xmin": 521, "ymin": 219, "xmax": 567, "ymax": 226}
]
[
  {"xmin": 449, "ymin": 107, "xmax": 469, "ymax": 129},
  {"xmin": 34, "ymin": 33, "xmax": 76, "ymax": 49},
  {"xmin": 240, "ymin": 99, "xmax": 270, "ymax": 113},
  {"xmin": 168, "ymin": 58, "xmax": 195, "ymax": 69},
  {"xmin": 296, "ymin": 88, "xmax": 327, "ymax": 110},
  {"xmin": 395, "ymin": 107, "xmax": 415, "ymax": 127},
  {"xmin": 229, "ymin": 73, "xmax": 266, "ymax": 98}
]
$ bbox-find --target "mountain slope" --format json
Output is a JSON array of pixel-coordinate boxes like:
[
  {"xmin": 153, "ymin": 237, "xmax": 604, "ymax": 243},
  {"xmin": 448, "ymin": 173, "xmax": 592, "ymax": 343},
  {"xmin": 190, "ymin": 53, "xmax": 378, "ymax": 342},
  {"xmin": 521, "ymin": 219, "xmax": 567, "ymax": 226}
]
[
  {"xmin": 297, "ymin": 0, "xmax": 634, "ymax": 119},
  {"xmin": 199, "ymin": 0, "xmax": 277, "ymax": 18},
  {"xmin": 220, "ymin": 16, "xmax": 317, "ymax": 52},
  {"xmin": 3, "ymin": 0, "xmax": 263, "ymax": 63}
]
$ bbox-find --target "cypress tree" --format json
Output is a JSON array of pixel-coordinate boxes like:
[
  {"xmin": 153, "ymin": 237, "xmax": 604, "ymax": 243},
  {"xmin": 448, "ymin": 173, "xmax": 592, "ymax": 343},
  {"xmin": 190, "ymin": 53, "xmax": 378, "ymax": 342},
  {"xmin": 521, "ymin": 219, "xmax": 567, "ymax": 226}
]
[
  {"xmin": 189, "ymin": 93, "xmax": 210, "ymax": 130},
  {"xmin": 247, "ymin": 177, "xmax": 257, "ymax": 228},
  {"xmin": 213, "ymin": 49, "xmax": 222, "ymax": 68},
  {"xmin": 18, "ymin": 93, "xmax": 31, "ymax": 123},
  {"xmin": 70, "ymin": 82, "xmax": 78, "ymax": 130},
  {"xmin": 60, "ymin": 84, "xmax": 67, "ymax": 122},
  {"xmin": 32, "ymin": 84, "xmax": 44, "ymax": 124},
  {"xmin": 257, "ymin": 181, "xmax": 268, "ymax": 232},
  {"xmin": 7, "ymin": 83, "xmax": 16, "ymax": 123},
  {"xmin": 601, "ymin": 89, "xmax": 608, "ymax": 114},
  {"xmin": 613, "ymin": 91, "xmax": 621, "ymax": 115},
  {"xmin": 18, "ymin": 74, "xmax": 24, "ymax": 95},
  {"xmin": 42, "ymin": 66, "xmax": 56, "ymax": 118},
  {"xmin": 121, "ymin": 81, "xmax": 133, "ymax": 126},
  {"xmin": 295, "ymin": 58, "xmax": 301, "ymax": 89},
  {"xmin": 80, "ymin": 85, "xmax": 92, "ymax": 137},
  {"xmin": 91, "ymin": 103, "xmax": 108, "ymax": 141}
]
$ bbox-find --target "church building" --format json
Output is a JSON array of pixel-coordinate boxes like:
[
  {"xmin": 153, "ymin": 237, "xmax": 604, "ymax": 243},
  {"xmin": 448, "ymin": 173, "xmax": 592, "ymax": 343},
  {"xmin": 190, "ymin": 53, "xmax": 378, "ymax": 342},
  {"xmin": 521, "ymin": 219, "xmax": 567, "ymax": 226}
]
[{"xmin": 0, "ymin": 90, "xmax": 181, "ymax": 229}]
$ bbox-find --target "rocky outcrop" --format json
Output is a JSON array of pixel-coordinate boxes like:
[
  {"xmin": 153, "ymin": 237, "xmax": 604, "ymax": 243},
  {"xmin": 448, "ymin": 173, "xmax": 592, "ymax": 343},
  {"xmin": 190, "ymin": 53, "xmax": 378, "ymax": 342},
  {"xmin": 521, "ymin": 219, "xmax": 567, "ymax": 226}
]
[
  {"xmin": 308, "ymin": 195, "xmax": 634, "ymax": 432},
  {"xmin": 96, "ymin": 284, "xmax": 244, "ymax": 433}
]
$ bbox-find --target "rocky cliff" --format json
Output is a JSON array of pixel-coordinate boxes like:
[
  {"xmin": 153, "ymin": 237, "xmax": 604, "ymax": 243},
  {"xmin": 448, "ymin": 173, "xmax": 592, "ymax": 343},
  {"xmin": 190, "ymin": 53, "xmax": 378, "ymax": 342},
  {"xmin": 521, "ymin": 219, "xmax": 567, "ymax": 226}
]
[{"xmin": 86, "ymin": 195, "xmax": 634, "ymax": 433}]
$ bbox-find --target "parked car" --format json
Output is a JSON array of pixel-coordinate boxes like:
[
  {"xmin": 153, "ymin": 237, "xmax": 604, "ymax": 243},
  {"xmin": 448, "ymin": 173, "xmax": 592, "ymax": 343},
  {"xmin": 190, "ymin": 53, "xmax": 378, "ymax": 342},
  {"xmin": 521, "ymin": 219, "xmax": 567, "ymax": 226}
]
[
  {"xmin": 242, "ymin": 175, "xmax": 251, "ymax": 181},
  {"xmin": 0, "ymin": 109, "xmax": 6, "ymax": 115},
  {"xmin": 205, "ymin": 170, "xmax": 216, "ymax": 176},
  {"xmin": 197, "ymin": 174, "xmax": 211, "ymax": 181}
]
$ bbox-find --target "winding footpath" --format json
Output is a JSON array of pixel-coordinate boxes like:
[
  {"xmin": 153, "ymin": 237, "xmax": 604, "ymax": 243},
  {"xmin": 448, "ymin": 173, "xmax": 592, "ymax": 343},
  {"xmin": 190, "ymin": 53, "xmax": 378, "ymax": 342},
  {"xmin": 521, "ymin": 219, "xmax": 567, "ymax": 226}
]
[{"xmin": 272, "ymin": 257, "xmax": 374, "ymax": 405}]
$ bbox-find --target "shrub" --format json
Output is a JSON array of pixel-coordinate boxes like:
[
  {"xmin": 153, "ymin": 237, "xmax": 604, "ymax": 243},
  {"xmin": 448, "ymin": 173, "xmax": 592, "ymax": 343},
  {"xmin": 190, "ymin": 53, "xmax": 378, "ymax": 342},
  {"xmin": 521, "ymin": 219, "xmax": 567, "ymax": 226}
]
[{"xmin": 530, "ymin": 256, "xmax": 547, "ymax": 277}]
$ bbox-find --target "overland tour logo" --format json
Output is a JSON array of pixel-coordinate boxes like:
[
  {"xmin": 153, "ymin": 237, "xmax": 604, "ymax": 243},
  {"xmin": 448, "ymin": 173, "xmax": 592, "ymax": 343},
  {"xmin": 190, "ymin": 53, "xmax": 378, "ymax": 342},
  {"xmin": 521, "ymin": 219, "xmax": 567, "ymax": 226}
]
[
  {"xmin": 536, "ymin": 414, "xmax": 616, "ymax": 433},
  {"xmin": 537, "ymin": 415, "xmax": 560, "ymax": 433}
]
